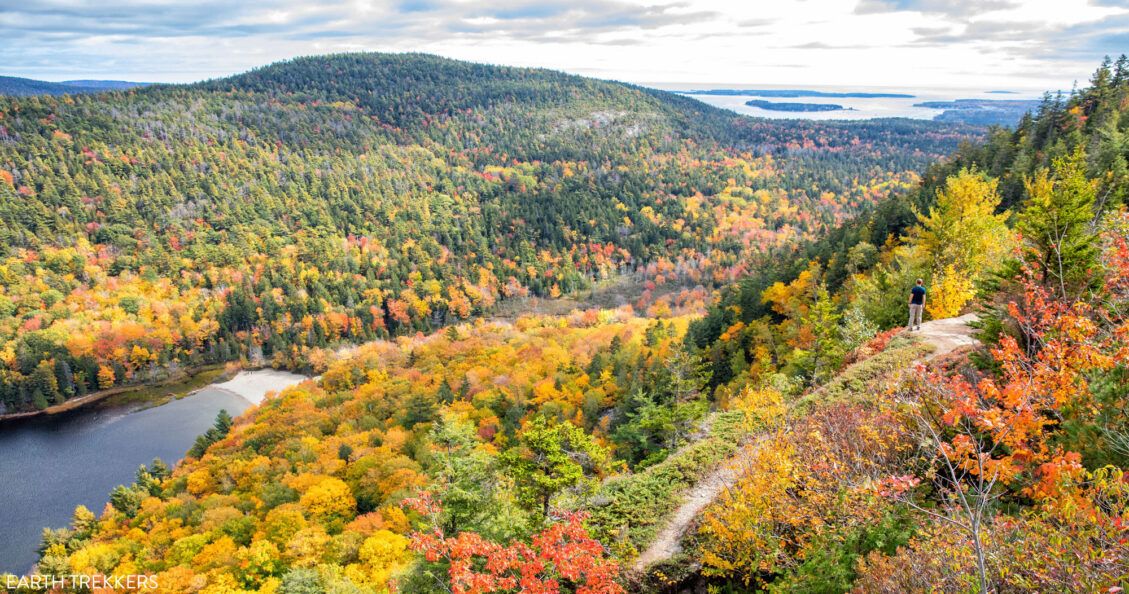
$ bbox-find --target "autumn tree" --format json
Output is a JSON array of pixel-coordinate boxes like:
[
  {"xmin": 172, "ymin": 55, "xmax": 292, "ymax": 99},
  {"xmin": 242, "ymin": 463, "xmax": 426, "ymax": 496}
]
[
  {"xmin": 96, "ymin": 364, "xmax": 115, "ymax": 389},
  {"xmin": 300, "ymin": 476, "xmax": 358, "ymax": 529},
  {"xmin": 406, "ymin": 493, "xmax": 624, "ymax": 594},
  {"xmin": 902, "ymin": 168, "xmax": 1012, "ymax": 318},
  {"xmin": 881, "ymin": 257, "xmax": 1117, "ymax": 593},
  {"xmin": 914, "ymin": 169, "xmax": 1013, "ymax": 274}
]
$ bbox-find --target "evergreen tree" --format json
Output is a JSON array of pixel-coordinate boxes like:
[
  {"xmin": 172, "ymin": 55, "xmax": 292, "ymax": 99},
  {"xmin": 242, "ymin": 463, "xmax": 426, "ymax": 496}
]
[{"xmin": 1018, "ymin": 149, "xmax": 1100, "ymax": 299}]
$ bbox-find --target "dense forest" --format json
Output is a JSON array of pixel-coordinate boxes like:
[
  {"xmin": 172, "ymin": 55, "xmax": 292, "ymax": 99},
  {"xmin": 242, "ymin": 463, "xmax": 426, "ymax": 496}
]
[
  {"xmin": 6, "ymin": 53, "xmax": 1129, "ymax": 594},
  {"xmin": 0, "ymin": 53, "xmax": 977, "ymax": 413},
  {"xmin": 687, "ymin": 55, "xmax": 1129, "ymax": 390}
]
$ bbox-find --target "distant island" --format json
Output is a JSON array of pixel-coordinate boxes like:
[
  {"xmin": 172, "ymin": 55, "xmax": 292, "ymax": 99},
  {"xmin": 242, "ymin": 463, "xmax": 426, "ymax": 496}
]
[
  {"xmin": 915, "ymin": 98, "xmax": 1040, "ymax": 127},
  {"xmin": 684, "ymin": 89, "xmax": 914, "ymax": 98},
  {"xmin": 0, "ymin": 76, "xmax": 150, "ymax": 96},
  {"xmin": 745, "ymin": 99, "xmax": 850, "ymax": 112},
  {"xmin": 986, "ymin": 90, "xmax": 1019, "ymax": 94}
]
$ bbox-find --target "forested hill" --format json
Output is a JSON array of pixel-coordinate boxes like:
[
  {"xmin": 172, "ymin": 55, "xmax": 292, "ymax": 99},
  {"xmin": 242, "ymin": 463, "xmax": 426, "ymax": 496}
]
[
  {"xmin": 662, "ymin": 57, "xmax": 1129, "ymax": 592},
  {"xmin": 0, "ymin": 52, "xmax": 976, "ymax": 413},
  {"xmin": 690, "ymin": 55, "xmax": 1129, "ymax": 388},
  {"xmin": 204, "ymin": 53, "xmax": 931, "ymax": 153},
  {"xmin": 0, "ymin": 76, "xmax": 147, "ymax": 96}
]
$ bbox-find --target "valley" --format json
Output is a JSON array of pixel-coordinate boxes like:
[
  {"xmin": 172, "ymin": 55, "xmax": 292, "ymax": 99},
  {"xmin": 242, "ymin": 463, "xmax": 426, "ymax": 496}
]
[
  {"xmin": 0, "ymin": 52, "xmax": 1127, "ymax": 594},
  {"xmin": 0, "ymin": 53, "xmax": 976, "ymax": 417}
]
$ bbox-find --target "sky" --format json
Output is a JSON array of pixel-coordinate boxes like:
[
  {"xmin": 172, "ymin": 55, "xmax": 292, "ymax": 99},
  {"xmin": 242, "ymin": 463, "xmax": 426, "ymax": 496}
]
[{"xmin": 1, "ymin": 0, "xmax": 1127, "ymax": 91}]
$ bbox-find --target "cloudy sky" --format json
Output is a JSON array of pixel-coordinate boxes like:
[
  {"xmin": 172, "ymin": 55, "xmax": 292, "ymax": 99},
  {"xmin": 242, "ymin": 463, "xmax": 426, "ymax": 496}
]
[{"xmin": 2, "ymin": 0, "xmax": 1127, "ymax": 91}]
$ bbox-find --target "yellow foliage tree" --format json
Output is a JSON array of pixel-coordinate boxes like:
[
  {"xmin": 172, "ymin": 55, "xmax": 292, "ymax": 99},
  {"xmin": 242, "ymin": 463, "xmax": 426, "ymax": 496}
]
[
  {"xmin": 344, "ymin": 529, "xmax": 410, "ymax": 591},
  {"xmin": 913, "ymin": 169, "xmax": 1011, "ymax": 273},
  {"xmin": 97, "ymin": 365, "xmax": 116, "ymax": 389},
  {"xmin": 186, "ymin": 468, "xmax": 214, "ymax": 496},
  {"xmin": 68, "ymin": 542, "xmax": 122, "ymax": 574},
  {"xmin": 285, "ymin": 526, "xmax": 332, "ymax": 568},
  {"xmin": 729, "ymin": 386, "xmax": 786, "ymax": 432},
  {"xmin": 262, "ymin": 503, "xmax": 308, "ymax": 546},
  {"xmin": 909, "ymin": 168, "xmax": 1012, "ymax": 319},
  {"xmin": 927, "ymin": 264, "xmax": 976, "ymax": 319},
  {"xmin": 191, "ymin": 536, "xmax": 238, "ymax": 571},
  {"xmin": 235, "ymin": 539, "xmax": 283, "ymax": 589},
  {"xmin": 699, "ymin": 440, "xmax": 797, "ymax": 584},
  {"xmin": 299, "ymin": 477, "xmax": 356, "ymax": 525},
  {"xmin": 129, "ymin": 344, "xmax": 153, "ymax": 368}
]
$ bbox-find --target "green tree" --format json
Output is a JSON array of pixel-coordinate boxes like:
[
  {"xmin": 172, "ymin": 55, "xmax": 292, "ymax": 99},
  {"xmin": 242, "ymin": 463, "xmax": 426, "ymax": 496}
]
[
  {"xmin": 30, "ymin": 360, "xmax": 62, "ymax": 405},
  {"xmin": 1018, "ymin": 149, "xmax": 1101, "ymax": 299},
  {"xmin": 501, "ymin": 416, "xmax": 608, "ymax": 519},
  {"xmin": 436, "ymin": 378, "xmax": 456, "ymax": 404},
  {"xmin": 108, "ymin": 485, "xmax": 144, "ymax": 518},
  {"xmin": 795, "ymin": 285, "xmax": 846, "ymax": 384},
  {"xmin": 426, "ymin": 415, "xmax": 524, "ymax": 537},
  {"xmin": 188, "ymin": 409, "xmax": 235, "ymax": 458},
  {"xmin": 279, "ymin": 568, "xmax": 323, "ymax": 594},
  {"xmin": 399, "ymin": 392, "xmax": 438, "ymax": 428},
  {"xmin": 839, "ymin": 305, "xmax": 878, "ymax": 352}
]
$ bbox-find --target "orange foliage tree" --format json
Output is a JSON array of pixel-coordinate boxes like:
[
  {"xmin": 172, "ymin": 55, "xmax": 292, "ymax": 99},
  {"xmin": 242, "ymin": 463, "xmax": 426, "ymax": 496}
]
[{"xmin": 881, "ymin": 247, "xmax": 1124, "ymax": 592}]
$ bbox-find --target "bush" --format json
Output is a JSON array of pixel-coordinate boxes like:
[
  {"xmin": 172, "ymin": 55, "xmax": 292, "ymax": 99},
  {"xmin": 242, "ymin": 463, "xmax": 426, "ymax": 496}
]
[{"xmin": 796, "ymin": 336, "xmax": 931, "ymax": 410}]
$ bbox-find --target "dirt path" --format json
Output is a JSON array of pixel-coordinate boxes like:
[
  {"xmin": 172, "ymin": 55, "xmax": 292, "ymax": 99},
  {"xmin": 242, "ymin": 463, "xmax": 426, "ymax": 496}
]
[
  {"xmin": 915, "ymin": 312, "xmax": 979, "ymax": 358},
  {"xmin": 630, "ymin": 314, "xmax": 980, "ymax": 572},
  {"xmin": 631, "ymin": 457, "xmax": 740, "ymax": 570}
]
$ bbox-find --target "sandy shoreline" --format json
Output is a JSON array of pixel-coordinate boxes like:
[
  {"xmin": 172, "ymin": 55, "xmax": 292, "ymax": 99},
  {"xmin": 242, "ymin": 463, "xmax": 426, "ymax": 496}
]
[{"xmin": 212, "ymin": 369, "xmax": 310, "ymax": 405}]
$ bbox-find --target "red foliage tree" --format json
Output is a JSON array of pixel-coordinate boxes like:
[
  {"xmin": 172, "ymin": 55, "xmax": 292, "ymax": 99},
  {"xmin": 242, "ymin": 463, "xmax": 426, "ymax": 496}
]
[{"xmin": 406, "ymin": 493, "xmax": 624, "ymax": 594}]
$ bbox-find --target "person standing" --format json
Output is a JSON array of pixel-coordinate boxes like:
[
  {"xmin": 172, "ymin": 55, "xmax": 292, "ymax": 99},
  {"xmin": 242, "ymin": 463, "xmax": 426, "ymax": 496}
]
[{"xmin": 908, "ymin": 278, "xmax": 926, "ymax": 331}]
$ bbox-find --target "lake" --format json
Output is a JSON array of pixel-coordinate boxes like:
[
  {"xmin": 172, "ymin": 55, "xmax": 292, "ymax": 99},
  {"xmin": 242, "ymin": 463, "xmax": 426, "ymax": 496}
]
[{"xmin": 0, "ymin": 370, "xmax": 305, "ymax": 573}]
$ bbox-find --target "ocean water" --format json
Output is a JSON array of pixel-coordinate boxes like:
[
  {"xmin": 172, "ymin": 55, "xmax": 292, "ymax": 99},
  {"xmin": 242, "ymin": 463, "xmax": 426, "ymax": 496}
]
[{"xmin": 651, "ymin": 83, "xmax": 1048, "ymax": 121}]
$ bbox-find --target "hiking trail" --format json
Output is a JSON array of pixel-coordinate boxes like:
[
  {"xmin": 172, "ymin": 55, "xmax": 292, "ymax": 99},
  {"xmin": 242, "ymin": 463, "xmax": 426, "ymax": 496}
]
[
  {"xmin": 915, "ymin": 312, "xmax": 979, "ymax": 359},
  {"xmin": 630, "ymin": 313, "xmax": 980, "ymax": 572}
]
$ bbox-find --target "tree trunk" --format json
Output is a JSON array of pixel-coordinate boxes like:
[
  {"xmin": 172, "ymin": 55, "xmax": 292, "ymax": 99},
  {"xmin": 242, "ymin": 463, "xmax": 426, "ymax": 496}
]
[{"xmin": 970, "ymin": 518, "xmax": 991, "ymax": 593}]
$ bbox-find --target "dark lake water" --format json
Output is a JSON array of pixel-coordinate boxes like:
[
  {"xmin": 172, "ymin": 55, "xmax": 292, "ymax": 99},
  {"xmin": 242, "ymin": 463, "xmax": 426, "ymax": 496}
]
[{"xmin": 0, "ymin": 388, "xmax": 253, "ymax": 572}]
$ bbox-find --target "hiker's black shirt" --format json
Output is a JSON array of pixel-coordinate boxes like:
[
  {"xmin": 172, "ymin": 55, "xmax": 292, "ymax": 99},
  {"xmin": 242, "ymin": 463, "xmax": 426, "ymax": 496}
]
[{"xmin": 911, "ymin": 285, "xmax": 926, "ymax": 305}]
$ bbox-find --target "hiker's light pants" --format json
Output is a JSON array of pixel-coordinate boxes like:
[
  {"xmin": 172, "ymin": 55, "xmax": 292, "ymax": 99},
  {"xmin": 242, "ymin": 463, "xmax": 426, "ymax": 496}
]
[{"xmin": 908, "ymin": 304, "xmax": 923, "ymax": 329}]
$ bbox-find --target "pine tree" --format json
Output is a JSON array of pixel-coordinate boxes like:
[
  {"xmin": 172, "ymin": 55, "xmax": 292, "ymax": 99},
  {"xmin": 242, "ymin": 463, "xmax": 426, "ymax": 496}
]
[
  {"xmin": 436, "ymin": 379, "xmax": 455, "ymax": 404},
  {"xmin": 1018, "ymin": 149, "xmax": 1100, "ymax": 299},
  {"xmin": 400, "ymin": 392, "xmax": 437, "ymax": 428}
]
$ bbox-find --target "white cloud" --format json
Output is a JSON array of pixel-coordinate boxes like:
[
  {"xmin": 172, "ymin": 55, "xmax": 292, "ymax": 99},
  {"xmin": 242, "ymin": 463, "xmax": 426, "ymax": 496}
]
[{"xmin": 0, "ymin": 0, "xmax": 1125, "ymax": 90}]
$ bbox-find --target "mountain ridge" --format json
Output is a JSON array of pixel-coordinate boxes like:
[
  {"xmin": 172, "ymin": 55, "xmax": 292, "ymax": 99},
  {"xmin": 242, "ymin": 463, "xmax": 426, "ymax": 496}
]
[{"xmin": 0, "ymin": 76, "xmax": 149, "ymax": 96}]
